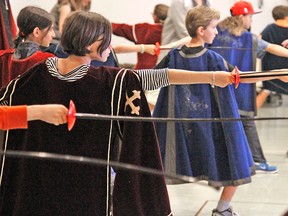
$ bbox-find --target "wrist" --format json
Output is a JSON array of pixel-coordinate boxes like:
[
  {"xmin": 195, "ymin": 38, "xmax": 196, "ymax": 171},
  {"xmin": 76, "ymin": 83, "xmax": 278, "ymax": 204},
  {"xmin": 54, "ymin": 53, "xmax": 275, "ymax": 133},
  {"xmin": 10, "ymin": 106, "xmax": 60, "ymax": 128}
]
[
  {"xmin": 140, "ymin": 44, "xmax": 144, "ymax": 54},
  {"xmin": 210, "ymin": 71, "xmax": 215, "ymax": 88}
]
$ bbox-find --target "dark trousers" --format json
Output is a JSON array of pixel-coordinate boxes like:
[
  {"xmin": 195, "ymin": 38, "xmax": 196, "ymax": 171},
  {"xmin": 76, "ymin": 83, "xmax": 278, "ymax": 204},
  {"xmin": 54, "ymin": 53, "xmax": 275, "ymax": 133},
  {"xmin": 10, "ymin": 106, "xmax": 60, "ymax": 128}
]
[{"xmin": 241, "ymin": 115, "xmax": 266, "ymax": 163}]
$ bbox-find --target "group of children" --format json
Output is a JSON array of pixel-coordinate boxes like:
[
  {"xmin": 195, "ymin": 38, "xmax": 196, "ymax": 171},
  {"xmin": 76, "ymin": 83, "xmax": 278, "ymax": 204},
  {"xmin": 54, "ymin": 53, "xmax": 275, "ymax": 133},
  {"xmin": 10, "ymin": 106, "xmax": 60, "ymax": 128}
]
[{"xmin": 0, "ymin": 1, "xmax": 287, "ymax": 216}]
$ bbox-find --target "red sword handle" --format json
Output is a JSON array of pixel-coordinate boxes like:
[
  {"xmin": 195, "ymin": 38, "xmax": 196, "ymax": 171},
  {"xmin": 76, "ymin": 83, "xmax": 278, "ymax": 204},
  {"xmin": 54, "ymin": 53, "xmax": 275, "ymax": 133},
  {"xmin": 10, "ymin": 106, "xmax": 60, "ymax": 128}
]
[
  {"xmin": 68, "ymin": 100, "xmax": 76, "ymax": 131},
  {"xmin": 155, "ymin": 42, "xmax": 160, "ymax": 57},
  {"xmin": 234, "ymin": 66, "xmax": 240, "ymax": 89}
]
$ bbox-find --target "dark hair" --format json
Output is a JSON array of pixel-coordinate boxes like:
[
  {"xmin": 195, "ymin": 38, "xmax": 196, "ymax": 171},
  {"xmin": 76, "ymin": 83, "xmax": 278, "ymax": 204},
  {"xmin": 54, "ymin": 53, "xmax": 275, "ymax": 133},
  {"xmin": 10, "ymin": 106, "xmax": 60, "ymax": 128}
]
[
  {"xmin": 185, "ymin": 6, "xmax": 220, "ymax": 38},
  {"xmin": 153, "ymin": 4, "xmax": 169, "ymax": 23},
  {"xmin": 272, "ymin": 5, "xmax": 288, "ymax": 20},
  {"xmin": 14, "ymin": 6, "xmax": 53, "ymax": 48},
  {"xmin": 61, "ymin": 11, "xmax": 111, "ymax": 56}
]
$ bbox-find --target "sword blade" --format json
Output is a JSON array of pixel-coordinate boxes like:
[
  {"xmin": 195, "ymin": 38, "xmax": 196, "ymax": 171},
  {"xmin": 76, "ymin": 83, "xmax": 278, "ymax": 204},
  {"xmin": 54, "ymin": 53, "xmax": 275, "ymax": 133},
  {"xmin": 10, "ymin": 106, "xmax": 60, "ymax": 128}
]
[
  {"xmin": 0, "ymin": 150, "xmax": 199, "ymax": 184},
  {"xmin": 75, "ymin": 113, "xmax": 288, "ymax": 123},
  {"xmin": 239, "ymin": 69, "xmax": 288, "ymax": 78}
]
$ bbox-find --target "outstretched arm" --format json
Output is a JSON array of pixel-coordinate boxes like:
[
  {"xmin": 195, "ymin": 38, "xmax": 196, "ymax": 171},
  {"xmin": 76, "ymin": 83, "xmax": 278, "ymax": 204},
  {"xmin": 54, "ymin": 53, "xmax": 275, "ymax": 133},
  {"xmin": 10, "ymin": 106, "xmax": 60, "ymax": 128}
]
[
  {"xmin": 168, "ymin": 69, "xmax": 234, "ymax": 87},
  {"xmin": 27, "ymin": 104, "xmax": 68, "ymax": 126},
  {"xmin": 137, "ymin": 68, "xmax": 234, "ymax": 91},
  {"xmin": 266, "ymin": 43, "xmax": 288, "ymax": 58},
  {"xmin": 113, "ymin": 44, "xmax": 156, "ymax": 55},
  {"xmin": 160, "ymin": 36, "xmax": 191, "ymax": 49}
]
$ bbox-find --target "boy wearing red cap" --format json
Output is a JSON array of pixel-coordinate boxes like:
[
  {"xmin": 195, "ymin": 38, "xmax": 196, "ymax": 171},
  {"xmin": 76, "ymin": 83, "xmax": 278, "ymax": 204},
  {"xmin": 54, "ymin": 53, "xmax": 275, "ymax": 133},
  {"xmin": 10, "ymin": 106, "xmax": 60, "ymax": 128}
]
[{"xmin": 210, "ymin": 0, "xmax": 288, "ymax": 177}]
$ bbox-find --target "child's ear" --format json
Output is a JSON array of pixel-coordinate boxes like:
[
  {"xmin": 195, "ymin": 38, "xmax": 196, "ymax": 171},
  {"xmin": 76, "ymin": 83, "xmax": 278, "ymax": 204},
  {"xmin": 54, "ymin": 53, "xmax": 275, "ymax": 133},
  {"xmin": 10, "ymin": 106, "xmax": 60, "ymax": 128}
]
[
  {"xmin": 86, "ymin": 45, "xmax": 92, "ymax": 51},
  {"xmin": 197, "ymin": 26, "xmax": 205, "ymax": 36},
  {"xmin": 32, "ymin": 27, "xmax": 41, "ymax": 38}
]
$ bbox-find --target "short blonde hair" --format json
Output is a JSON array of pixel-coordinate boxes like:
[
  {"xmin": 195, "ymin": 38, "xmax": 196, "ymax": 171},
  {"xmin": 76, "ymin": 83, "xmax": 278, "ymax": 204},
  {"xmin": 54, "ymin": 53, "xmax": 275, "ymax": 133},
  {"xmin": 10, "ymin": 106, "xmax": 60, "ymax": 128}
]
[{"xmin": 185, "ymin": 6, "xmax": 220, "ymax": 38}]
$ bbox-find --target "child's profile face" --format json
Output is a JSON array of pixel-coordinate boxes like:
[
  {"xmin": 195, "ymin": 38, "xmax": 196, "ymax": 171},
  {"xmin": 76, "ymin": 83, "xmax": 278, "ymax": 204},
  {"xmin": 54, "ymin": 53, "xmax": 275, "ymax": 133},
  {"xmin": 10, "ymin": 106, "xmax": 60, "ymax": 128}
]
[
  {"xmin": 202, "ymin": 18, "xmax": 219, "ymax": 44},
  {"xmin": 88, "ymin": 36, "xmax": 111, "ymax": 62},
  {"xmin": 241, "ymin": 14, "xmax": 253, "ymax": 30},
  {"xmin": 38, "ymin": 25, "xmax": 56, "ymax": 48}
]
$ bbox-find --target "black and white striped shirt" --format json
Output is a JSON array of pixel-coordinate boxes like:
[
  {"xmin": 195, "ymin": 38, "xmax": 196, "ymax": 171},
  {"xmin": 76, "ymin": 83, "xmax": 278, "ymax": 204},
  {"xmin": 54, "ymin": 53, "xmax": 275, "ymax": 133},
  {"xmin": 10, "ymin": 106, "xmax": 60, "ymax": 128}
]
[{"xmin": 46, "ymin": 57, "xmax": 170, "ymax": 90}]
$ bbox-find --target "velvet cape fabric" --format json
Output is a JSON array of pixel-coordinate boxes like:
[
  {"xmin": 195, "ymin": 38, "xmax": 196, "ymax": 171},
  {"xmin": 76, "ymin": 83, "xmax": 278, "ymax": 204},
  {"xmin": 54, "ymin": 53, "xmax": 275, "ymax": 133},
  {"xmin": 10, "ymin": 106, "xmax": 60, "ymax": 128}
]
[
  {"xmin": 112, "ymin": 23, "xmax": 162, "ymax": 69},
  {"xmin": 0, "ymin": 49, "xmax": 54, "ymax": 87},
  {"xmin": 0, "ymin": 0, "xmax": 17, "ymax": 50},
  {"xmin": 153, "ymin": 47, "xmax": 254, "ymax": 187},
  {"xmin": 0, "ymin": 62, "xmax": 171, "ymax": 216}
]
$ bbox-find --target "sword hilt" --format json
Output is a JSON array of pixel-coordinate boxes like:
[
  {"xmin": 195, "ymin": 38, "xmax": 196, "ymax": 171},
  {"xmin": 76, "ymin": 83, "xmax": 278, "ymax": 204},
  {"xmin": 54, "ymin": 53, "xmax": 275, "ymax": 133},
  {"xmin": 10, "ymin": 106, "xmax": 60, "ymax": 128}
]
[
  {"xmin": 154, "ymin": 42, "xmax": 160, "ymax": 57},
  {"xmin": 234, "ymin": 66, "xmax": 240, "ymax": 89},
  {"xmin": 68, "ymin": 100, "xmax": 76, "ymax": 131}
]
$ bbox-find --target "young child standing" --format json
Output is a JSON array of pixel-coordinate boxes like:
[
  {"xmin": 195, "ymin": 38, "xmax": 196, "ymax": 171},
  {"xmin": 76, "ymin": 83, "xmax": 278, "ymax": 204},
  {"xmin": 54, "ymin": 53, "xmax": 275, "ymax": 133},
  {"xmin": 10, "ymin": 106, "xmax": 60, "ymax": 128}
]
[
  {"xmin": 0, "ymin": 10, "xmax": 234, "ymax": 216},
  {"xmin": 152, "ymin": 6, "xmax": 286, "ymax": 216}
]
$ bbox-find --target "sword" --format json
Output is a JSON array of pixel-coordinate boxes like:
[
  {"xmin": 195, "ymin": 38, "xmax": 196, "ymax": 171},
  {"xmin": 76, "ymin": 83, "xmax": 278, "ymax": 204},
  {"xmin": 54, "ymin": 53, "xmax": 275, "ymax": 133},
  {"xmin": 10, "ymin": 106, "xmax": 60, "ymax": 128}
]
[
  {"xmin": 154, "ymin": 42, "xmax": 260, "ymax": 56},
  {"xmin": 67, "ymin": 100, "xmax": 288, "ymax": 131},
  {"xmin": 0, "ymin": 150, "xmax": 200, "ymax": 184},
  {"xmin": 234, "ymin": 67, "xmax": 288, "ymax": 88}
]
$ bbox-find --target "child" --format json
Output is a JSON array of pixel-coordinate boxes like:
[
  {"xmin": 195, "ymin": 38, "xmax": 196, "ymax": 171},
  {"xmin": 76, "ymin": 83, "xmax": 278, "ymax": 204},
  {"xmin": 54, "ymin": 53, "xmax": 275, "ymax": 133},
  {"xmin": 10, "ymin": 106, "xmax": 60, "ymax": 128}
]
[
  {"xmin": 153, "ymin": 6, "xmax": 287, "ymax": 216},
  {"xmin": 256, "ymin": 5, "xmax": 288, "ymax": 109},
  {"xmin": 50, "ymin": 0, "xmax": 91, "ymax": 41},
  {"xmin": 112, "ymin": 3, "xmax": 169, "ymax": 69},
  {"xmin": 0, "ymin": 6, "xmax": 55, "ymax": 87},
  {"xmin": 211, "ymin": 1, "xmax": 288, "ymax": 174},
  {"xmin": 0, "ymin": 104, "xmax": 68, "ymax": 130},
  {"xmin": 0, "ymin": 10, "xmax": 234, "ymax": 216}
]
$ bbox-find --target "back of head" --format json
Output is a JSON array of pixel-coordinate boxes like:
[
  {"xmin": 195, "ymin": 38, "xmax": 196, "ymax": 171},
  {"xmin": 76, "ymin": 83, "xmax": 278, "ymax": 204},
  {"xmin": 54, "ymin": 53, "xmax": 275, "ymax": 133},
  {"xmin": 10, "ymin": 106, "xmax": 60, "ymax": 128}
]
[
  {"xmin": 272, "ymin": 5, "xmax": 288, "ymax": 21},
  {"xmin": 61, "ymin": 10, "xmax": 111, "ymax": 56},
  {"xmin": 153, "ymin": 4, "xmax": 169, "ymax": 23},
  {"xmin": 185, "ymin": 6, "xmax": 220, "ymax": 38},
  {"xmin": 230, "ymin": 0, "xmax": 261, "ymax": 16},
  {"xmin": 15, "ymin": 6, "xmax": 53, "ymax": 47}
]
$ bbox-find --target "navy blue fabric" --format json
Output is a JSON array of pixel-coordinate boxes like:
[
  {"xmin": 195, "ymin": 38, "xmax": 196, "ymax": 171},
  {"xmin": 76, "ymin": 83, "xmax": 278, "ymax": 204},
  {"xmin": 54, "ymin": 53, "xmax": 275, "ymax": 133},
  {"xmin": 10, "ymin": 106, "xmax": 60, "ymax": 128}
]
[
  {"xmin": 261, "ymin": 24, "xmax": 288, "ymax": 94},
  {"xmin": 153, "ymin": 48, "xmax": 254, "ymax": 186},
  {"xmin": 211, "ymin": 29, "xmax": 256, "ymax": 112}
]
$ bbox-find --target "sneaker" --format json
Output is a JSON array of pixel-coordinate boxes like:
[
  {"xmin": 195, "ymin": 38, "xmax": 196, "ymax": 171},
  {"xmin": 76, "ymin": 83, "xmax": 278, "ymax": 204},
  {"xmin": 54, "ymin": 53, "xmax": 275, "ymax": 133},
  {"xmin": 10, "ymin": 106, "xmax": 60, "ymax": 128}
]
[
  {"xmin": 255, "ymin": 162, "xmax": 278, "ymax": 174},
  {"xmin": 212, "ymin": 207, "xmax": 240, "ymax": 216}
]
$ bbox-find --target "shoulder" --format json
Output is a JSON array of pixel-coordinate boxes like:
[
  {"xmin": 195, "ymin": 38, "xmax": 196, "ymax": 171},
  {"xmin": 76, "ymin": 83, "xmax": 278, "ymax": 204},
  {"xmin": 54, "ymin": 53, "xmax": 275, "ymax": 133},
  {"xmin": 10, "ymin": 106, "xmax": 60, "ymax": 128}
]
[
  {"xmin": 0, "ymin": 49, "xmax": 14, "ymax": 57},
  {"xmin": 27, "ymin": 51, "xmax": 54, "ymax": 62}
]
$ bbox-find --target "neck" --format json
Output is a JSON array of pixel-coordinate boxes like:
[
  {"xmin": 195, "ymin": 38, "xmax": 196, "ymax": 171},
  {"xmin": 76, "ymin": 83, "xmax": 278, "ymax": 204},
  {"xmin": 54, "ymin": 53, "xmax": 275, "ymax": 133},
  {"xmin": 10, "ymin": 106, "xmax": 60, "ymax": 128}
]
[
  {"xmin": 66, "ymin": 55, "xmax": 91, "ymax": 65},
  {"xmin": 275, "ymin": 19, "xmax": 288, "ymax": 27},
  {"xmin": 57, "ymin": 55, "xmax": 91, "ymax": 75},
  {"xmin": 187, "ymin": 37, "xmax": 204, "ymax": 47}
]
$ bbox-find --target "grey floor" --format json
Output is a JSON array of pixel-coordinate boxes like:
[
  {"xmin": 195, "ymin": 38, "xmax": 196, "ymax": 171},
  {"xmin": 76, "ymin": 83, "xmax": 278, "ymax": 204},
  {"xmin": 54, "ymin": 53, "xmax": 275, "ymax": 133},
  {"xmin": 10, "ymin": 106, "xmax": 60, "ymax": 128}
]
[{"xmin": 167, "ymin": 95, "xmax": 288, "ymax": 216}]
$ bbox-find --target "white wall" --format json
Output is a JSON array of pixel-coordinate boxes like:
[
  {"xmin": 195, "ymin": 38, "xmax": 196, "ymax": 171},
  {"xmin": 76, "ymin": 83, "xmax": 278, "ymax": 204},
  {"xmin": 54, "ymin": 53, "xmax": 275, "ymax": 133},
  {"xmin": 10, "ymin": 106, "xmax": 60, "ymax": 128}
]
[{"xmin": 9, "ymin": 0, "xmax": 287, "ymax": 65}]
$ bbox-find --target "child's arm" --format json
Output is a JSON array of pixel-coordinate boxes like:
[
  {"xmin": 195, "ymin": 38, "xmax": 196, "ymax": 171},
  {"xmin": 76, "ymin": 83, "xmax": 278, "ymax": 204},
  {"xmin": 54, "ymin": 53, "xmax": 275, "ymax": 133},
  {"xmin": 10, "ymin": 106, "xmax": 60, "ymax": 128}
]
[
  {"xmin": 113, "ymin": 44, "xmax": 156, "ymax": 55},
  {"xmin": 0, "ymin": 106, "xmax": 28, "ymax": 130},
  {"xmin": 27, "ymin": 104, "xmax": 68, "ymax": 126},
  {"xmin": 265, "ymin": 43, "xmax": 288, "ymax": 57},
  {"xmin": 167, "ymin": 69, "xmax": 234, "ymax": 87},
  {"xmin": 160, "ymin": 36, "xmax": 191, "ymax": 49}
]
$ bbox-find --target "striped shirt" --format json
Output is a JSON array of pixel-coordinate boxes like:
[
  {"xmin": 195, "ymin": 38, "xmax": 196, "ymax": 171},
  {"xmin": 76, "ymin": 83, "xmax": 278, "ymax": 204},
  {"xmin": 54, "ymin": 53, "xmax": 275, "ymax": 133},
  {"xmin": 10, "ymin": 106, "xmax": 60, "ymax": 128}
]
[{"xmin": 46, "ymin": 57, "xmax": 170, "ymax": 90}]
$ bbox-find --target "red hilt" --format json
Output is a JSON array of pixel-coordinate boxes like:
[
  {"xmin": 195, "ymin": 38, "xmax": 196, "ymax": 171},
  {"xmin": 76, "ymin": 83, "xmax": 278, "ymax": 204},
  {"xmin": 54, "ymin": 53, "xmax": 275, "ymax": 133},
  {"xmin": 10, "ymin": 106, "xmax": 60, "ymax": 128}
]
[
  {"xmin": 67, "ymin": 100, "xmax": 76, "ymax": 131},
  {"xmin": 155, "ymin": 42, "xmax": 160, "ymax": 57},
  {"xmin": 234, "ymin": 66, "xmax": 240, "ymax": 89}
]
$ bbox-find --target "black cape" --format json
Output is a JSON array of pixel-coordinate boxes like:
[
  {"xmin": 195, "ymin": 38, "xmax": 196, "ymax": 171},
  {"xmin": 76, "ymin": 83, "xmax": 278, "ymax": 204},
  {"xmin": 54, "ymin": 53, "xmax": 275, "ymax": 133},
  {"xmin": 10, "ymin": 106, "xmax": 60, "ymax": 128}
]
[{"xmin": 0, "ymin": 62, "xmax": 171, "ymax": 216}]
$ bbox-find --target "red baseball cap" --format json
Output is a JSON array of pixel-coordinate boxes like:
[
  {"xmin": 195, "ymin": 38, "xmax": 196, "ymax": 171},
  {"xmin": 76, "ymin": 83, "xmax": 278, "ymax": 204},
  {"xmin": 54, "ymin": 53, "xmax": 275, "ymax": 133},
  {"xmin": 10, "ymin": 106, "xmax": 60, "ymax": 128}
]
[{"xmin": 230, "ymin": 1, "xmax": 262, "ymax": 16}]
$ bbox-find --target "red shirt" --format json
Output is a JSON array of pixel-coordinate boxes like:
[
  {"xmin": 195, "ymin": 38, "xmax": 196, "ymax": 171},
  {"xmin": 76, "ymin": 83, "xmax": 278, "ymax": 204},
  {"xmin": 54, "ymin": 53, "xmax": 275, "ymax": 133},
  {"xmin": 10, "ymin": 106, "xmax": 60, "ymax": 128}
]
[
  {"xmin": 112, "ymin": 23, "xmax": 162, "ymax": 69},
  {"xmin": 0, "ymin": 106, "xmax": 27, "ymax": 130}
]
